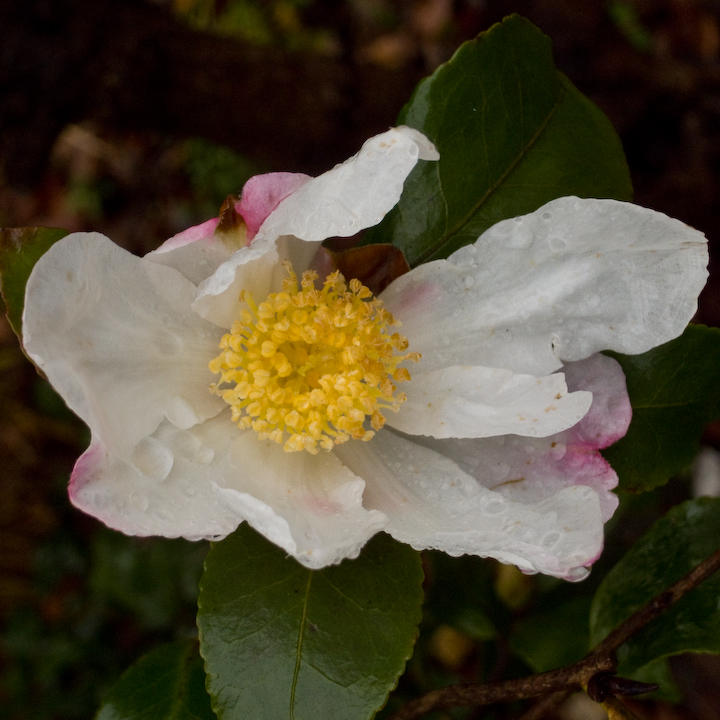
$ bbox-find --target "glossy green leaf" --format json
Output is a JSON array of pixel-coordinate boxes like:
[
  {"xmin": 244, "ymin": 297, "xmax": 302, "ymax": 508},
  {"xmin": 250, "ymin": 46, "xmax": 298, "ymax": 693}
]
[
  {"xmin": 198, "ymin": 527, "xmax": 423, "ymax": 720},
  {"xmin": 363, "ymin": 15, "xmax": 632, "ymax": 267},
  {"xmin": 96, "ymin": 639, "xmax": 215, "ymax": 720},
  {"xmin": 0, "ymin": 227, "xmax": 69, "ymax": 339},
  {"xmin": 603, "ymin": 325, "xmax": 720, "ymax": 492},
  {"xmin": 590, "ymin": 498, "xmax": 720, "ymax": 676}
]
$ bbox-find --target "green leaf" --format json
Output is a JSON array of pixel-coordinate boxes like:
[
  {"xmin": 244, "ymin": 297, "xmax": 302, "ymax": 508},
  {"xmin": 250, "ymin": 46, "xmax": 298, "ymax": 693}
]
[
  {"xmin": 363, "ymin": 15, "xmax": 632, "ymax": 267},
  {"xmin": 0, "ymin": 227, "xmax": 69, "ymax": 339},
  {"xmin": 197, "ymin": 526, "xmax": 423, "ymax": 720},
  {"xmin": 590, "ymin": 498, "xmax": 720, "ymax": 676},
  {"xmin": 603, "ymin": 325, "xmax": 720, "ymax": 492},
  {"xmin": 95, "ymin": 639, "xmax": 216, "ymax": 720}
]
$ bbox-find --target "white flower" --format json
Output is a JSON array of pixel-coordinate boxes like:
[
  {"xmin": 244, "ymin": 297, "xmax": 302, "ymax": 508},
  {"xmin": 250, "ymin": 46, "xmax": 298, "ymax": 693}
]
[{"xmin": 22, "ymin": 127, "xmax": 708, "ymax": 580}]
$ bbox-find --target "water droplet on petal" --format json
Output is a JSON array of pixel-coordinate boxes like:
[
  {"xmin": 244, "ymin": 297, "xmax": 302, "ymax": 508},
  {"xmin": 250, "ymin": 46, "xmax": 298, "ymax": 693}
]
[
  {"xmin": 197, "ymin": 447, "xmax": 215, "ymax": 464},
  {"xmin": 507, "ymin": 226, "xmax": 534, "ymax": 249},
  {"xmin": 131, "ymin": 492, "xmax": 149, "ymax": 511}
]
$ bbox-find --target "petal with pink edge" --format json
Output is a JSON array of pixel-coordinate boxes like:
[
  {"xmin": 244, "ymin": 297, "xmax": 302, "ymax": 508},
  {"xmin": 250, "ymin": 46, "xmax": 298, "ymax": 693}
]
[
  {"xmin": 419, "ymin": 354, "xmax": 630, "ymax": 524},
  {"xmin": 387, "ymin": 365, "xmax": 592, "ymax": 439},
  {"xmin": 334, "ymin": 431, "xmax": 603, "ymax": 580},
  {"xmin": 69, "ymin": 416, "xmax": 245, "ymax": 541},
  {"xmin": 23, "ymin": 233, "xmax": 225, "ymax": 457},
  {"xmin": 381, "ymin": 196, "xmax": 708, "ymax": 377}
]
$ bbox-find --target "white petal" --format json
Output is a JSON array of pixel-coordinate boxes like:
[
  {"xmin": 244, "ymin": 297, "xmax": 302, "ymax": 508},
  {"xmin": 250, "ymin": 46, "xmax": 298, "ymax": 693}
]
[
  {"xmin": 252, "ymin": 126, "xmax": 438, "ymax": 244},
  {"xmin": 388, "ymin": 365, "xmax": 592, "ymax": 439},
  {"xmin": 69, "ymin": 415, "xmax": 245, "ymax": 540},
  {"xmin": 335, "ymin": 432, "xmax": 604, "ymax": 580},
  {"xmin": 419, "ymin": 354, "xmax": 630, "ymax": 525},
  {"xmin": 382, "ymin": 197, "xmax": 708, "ymax": 376},
  {"xmin": 191, "ymin": 235, "xmax": 280, "ymax": 327},
  {"xmin": 215, "ymin": 432, "xmax": 387, "ymax": 568},
  {"xmin": 23, "ymin": 233, "xmax": 225, "ymax": 456},
  {"xmin": 145, "ymin": 226, "xmax": 234, "ymax": 286}
]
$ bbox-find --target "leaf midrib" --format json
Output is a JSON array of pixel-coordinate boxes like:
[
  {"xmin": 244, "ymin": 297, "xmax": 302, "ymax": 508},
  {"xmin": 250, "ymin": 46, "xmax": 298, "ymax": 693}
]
[
  {"xmin": 289, "ymin": 571, "xmax": 313, "ymax": 719},
  {"xmin": 412, "ymin": 81, "xmax": 565, "ymax": 266}
]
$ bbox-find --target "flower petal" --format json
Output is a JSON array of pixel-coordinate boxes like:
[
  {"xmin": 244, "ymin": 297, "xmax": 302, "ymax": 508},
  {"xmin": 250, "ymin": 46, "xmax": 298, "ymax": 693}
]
[
  {"xmin": 216, "ymin": 431, "xmax": 387, "ymax": 568},
  {"xmin": 388, "ymin": 365, "xmax": 592, "ymax": 439},
  {"xmin": 335, "ymin": 431, "xmax": 603, "ymax": 580},
  {"xmin": 23, "ymin": 233, "xmax": 225, "ymax": 456},
  {"xmin": 381, "ymin": 196, "xmax": 708, "ymax": 377},
  {"xmin": 146, "ymin": 225, "xmax": 234, "ymax": 286},
  {"xmin": 252, "ymin": 126, "xmax": 439, "ymax": 244},
  {"xmin": 69, "ymin": 416, "xmax": 247, "ymax": 540},
  {"xmin": 420, "ymin": 354, "xmax": 629, "ymax": 525}
]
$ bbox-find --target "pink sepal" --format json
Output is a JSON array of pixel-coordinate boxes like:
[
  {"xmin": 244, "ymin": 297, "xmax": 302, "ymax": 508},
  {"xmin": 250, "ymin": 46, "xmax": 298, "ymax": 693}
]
[{"xmin": 236, "ymin": 172, "xmax": 311, "ymax": 240}]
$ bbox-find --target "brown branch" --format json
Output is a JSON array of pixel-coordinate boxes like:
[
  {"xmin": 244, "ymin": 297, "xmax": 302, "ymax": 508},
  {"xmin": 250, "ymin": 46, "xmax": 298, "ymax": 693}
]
[{"xmin": 390, "ymin": 548, "xmax": 720, "ymax": 720}]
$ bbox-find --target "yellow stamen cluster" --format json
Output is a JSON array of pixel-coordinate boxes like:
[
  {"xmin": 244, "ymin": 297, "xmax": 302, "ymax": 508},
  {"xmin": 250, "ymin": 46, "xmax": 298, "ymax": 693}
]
[{"xmin": 209, "ymin": 263, "xmax": 419, "ymax": 454}]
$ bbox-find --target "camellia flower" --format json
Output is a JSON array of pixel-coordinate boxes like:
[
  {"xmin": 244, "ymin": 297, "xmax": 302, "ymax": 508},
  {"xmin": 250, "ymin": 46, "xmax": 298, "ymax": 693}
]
[{"xmin": 22, "ymin": 127, "xmax": 708, "ymax": 580}]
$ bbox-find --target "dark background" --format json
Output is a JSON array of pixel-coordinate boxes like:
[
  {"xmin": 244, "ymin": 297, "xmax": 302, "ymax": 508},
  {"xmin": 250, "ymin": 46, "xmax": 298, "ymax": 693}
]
[{"xmin": 2, "ymin": 2, "xmax": 720, "ymax": 718}]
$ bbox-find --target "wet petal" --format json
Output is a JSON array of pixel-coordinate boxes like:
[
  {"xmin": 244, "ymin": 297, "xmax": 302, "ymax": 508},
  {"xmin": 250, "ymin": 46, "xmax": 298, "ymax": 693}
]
[
  {"xmin": 382, "ymin": 196, "xmax": 708, "ymax": 376},
  {"xmin": 69, "ymin": 416, "xmax": 244, "ymax": 541},
  {"xmin": 335, "ymin": 431, "xmax": 603, "ymax": 580},
  {"xmin": 421, "ymin": 354, "xmax": 630, "ymax": 524}
]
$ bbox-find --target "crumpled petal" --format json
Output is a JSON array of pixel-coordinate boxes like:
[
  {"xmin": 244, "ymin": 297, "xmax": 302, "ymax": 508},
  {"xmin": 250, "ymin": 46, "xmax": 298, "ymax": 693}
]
[
  {"xmin": 381, "ymin": 196, "xmax": 708, "ymax": 377},
  {"xmin": 23, "ymin": 233, "xmax": 225, "ymax": 457},
  {"xmin": 386, "ymin": 365, "xmax": 592, "ymax": 439},
  {"xmin": 335, "ymin": 430, "xmax": 602, "ymax": 580}
]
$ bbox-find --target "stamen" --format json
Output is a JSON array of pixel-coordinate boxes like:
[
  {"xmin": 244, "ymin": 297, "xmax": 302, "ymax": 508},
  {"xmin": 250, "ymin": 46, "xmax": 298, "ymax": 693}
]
[{"xmin": 209, "ymin": 262, "xmax": 419, "ymax": 454}]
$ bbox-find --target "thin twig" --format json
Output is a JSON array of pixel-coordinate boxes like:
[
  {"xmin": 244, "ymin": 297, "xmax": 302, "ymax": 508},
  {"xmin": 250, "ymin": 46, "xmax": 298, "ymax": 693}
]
[
  {"xmin": 592, "ymin": 547, "xmax": 720, "ymax": 656},
  {"xmin": 389, "ymin": 548, "xmax": 720, "ymax": 720}
]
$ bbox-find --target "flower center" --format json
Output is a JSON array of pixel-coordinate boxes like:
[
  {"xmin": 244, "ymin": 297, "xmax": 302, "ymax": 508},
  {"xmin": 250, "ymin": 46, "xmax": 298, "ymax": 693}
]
[{"xmin": 209, "ymin": 263, "xmax": 419, "ymax": 454}]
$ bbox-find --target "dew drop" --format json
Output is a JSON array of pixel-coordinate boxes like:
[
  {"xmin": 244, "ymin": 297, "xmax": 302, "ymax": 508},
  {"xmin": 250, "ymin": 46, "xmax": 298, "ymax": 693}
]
[
  {"xmin": 548, "ymin": 236, "xmax": 567, "ymax": 252},
  {"xmin": 542, "ymin": 212, "xmax": 552, "ymax": 220},
  {"xmin": 130, "ymin": 492, "xmax": 149, "ymax": 511},
  {"xmin": 185, "ymin": 486, "xmax": 197, "ymax": 497},
  {"xmin": 197, "ymin": 447, "xmax": 215, "ymax": 464},
  {"xmin": 506, "ymin": 226, "xmax": 534, "ymax": 249}
]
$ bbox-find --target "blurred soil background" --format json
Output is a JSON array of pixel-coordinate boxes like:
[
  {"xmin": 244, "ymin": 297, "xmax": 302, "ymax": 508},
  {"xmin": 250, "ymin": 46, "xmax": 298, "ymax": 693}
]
[{"xmin": 2, "ymin": 1, "xmax": 720, "ymax": 718}]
